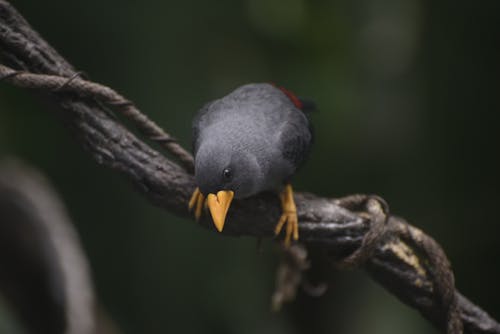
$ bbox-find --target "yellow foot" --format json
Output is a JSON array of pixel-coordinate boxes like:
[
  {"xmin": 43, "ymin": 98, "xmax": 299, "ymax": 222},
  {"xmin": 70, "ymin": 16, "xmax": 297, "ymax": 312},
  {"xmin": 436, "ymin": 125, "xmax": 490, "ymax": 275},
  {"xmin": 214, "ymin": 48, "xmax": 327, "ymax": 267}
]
[
  {"xmin": 188, "ymin": 187, "xmax": 205, "ymax": 221},
  {"xmin": 274, "ymin": 184, "xmax": 299, "ymax": 247}
]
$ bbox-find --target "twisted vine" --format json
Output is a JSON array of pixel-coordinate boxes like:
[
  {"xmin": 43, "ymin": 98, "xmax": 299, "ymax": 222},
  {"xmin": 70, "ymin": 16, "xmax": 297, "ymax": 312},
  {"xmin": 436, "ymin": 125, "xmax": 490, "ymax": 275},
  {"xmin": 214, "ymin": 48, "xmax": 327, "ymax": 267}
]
[{"xmin": 1, "ymin": 1, "xmax": 499, "ymax": 333}]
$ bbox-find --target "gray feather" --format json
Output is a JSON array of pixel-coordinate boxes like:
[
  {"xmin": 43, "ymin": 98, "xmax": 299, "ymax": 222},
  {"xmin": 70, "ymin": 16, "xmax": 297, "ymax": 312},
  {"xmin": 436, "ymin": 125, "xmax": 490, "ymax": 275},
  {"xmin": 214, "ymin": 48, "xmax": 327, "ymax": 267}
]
[{"xmin": 192, "ymin": 83, "xmax": 313, "ymax": 198}]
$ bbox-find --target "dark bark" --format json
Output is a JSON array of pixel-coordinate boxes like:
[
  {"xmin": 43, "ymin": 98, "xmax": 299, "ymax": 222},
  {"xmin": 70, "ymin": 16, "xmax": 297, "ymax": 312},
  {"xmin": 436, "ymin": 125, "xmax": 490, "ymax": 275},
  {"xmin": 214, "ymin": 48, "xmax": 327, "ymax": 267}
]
[{"xmin": 0, "ymin": 1, "xmax": 499, "ymax": 333}]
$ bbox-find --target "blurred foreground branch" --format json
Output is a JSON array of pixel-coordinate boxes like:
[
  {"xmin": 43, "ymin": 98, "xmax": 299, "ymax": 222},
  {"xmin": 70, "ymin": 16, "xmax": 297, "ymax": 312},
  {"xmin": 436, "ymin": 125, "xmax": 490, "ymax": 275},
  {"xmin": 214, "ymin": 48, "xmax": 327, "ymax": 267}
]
[
  {"xmin": 0, "ymin": 1, "xmax": 499, "ymax": 333},
  {"xmin": 0, "ymin": 161, "xmax": 96, "ymax": 334}
]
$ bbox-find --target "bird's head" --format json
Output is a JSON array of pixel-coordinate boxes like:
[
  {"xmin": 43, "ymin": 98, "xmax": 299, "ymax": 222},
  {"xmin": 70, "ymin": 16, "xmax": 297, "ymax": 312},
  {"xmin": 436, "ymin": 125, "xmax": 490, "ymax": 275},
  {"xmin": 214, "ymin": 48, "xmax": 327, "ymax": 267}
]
[{"xmin": 195, "ymin": 142, "xmax": 261, "ymax": 232}]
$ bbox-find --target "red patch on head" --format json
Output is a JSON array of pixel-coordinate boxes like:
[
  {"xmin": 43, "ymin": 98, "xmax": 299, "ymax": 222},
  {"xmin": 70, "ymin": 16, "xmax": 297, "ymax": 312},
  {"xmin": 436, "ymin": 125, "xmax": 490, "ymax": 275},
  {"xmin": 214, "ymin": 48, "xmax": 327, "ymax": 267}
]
[
  {"xmin": 271, "ymin": 83, "xmax": 303, "ymax": 110},
  {"xmin": 279, "ymin": 87, "xmax": 303, "ymax": 109}
]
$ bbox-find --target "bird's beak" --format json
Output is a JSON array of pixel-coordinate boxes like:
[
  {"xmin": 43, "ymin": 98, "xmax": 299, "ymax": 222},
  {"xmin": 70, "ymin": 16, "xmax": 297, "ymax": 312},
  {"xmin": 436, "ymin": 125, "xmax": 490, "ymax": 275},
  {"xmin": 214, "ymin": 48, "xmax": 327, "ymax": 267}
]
[{"xmin": 207, "ymin": 190, "xmax": 234, "ymax": 232}]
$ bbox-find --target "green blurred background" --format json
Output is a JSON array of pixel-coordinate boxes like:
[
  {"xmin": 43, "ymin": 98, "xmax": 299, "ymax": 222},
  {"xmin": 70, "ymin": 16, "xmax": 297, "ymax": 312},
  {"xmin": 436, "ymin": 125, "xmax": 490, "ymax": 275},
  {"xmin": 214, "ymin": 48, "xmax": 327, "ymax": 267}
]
[{"xmin": 1, "ymin": 0, "xmax": 499, "ymax": 333}]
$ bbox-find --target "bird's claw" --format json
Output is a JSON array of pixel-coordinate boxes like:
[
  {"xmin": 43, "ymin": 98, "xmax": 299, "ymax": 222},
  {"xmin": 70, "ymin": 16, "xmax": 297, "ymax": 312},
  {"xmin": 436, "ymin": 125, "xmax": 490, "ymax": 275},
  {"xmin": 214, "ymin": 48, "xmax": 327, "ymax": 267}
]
[
  {"xmin": 275, "ymin": 184, "xmax": 299, "ymax": 247},
  {"xmin": 275, "ymin": 210, "xmax": 299, "ymax": 247},
  {"xmin": 188, "ymin": 187, "xmax": 205, "ymax": 220}
]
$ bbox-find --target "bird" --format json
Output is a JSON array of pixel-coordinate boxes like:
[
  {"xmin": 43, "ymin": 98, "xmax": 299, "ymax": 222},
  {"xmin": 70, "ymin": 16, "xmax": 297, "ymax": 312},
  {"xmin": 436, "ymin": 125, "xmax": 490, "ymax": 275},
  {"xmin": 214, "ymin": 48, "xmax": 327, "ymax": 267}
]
[{"xmin": 188, "ymin": 83, "xmax": 314, "ymax": 246}]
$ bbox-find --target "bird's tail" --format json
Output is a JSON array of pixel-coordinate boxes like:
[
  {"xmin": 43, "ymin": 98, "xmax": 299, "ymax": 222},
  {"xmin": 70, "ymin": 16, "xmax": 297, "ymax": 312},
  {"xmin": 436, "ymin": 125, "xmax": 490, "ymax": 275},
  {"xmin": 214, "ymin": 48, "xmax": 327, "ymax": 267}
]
[{"xmin": 297, "ymin": 97, "xmax": 317, "ymax": 113}]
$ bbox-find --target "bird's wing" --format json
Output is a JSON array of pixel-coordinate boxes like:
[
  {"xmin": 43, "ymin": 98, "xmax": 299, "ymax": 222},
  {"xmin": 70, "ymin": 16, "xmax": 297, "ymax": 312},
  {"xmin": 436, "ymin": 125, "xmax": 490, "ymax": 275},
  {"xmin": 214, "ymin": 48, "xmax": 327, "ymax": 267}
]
[
  {"xmin": 277, "ymin": 109, "xmax": 313, "ymax": 170},
  {"xmin": 192, "ymin": 102, "xmax": 212, "ymax": 155}
]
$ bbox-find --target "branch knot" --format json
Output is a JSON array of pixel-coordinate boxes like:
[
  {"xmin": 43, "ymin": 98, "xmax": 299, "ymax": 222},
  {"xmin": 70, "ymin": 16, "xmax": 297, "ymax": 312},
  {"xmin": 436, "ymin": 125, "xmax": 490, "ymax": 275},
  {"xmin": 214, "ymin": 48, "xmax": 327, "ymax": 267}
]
[{"xmin": 334, "ymin": 194, "xmax": 390, "ymax": 269}]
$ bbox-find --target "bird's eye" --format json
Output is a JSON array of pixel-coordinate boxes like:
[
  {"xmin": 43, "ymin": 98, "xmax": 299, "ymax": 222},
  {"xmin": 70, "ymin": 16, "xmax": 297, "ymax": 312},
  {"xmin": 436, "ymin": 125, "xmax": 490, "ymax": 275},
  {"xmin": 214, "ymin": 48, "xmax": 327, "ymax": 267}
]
[{"xmin": 222, "ymin": 168, "xmax": 232, "ymax": 180}]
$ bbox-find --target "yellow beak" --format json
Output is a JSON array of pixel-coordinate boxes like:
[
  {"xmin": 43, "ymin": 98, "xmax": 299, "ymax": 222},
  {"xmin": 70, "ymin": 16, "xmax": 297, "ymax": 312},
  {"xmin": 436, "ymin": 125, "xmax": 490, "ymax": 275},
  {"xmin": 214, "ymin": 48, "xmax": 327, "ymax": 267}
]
[{"xmin": 207, "ymin": 190, "xmax": 234, "ymax": 232}]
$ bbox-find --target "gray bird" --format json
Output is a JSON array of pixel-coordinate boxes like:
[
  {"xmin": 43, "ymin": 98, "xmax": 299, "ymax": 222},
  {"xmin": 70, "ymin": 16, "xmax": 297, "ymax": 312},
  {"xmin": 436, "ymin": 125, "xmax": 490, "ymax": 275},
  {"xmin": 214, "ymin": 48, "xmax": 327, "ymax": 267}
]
[{"xmin": 189, "ymin": 83, "xmax": 313, "ymax": 245}]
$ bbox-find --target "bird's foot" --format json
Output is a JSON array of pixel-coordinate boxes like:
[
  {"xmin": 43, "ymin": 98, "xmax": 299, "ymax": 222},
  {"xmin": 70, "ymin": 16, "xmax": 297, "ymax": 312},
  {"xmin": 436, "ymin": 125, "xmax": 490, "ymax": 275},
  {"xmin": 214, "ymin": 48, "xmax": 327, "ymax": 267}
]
[
  {"xmin": 275, "ymin": 184, "xmax": 299, "ymax": 247},
  {"xmin": 188, "ymin": 187, "xmax": 206, "ymax": 220}
]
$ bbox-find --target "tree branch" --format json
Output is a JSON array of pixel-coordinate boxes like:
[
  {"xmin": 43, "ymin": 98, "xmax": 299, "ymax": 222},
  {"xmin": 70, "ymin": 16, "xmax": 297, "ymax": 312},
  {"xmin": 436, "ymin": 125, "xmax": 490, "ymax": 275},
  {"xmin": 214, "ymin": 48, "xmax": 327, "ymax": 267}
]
[
  {"xmin": 0, "ymin": 1, "xmax": 498, "ymax": 333},
  {"xmin": 0, "ymin": 160, "xmax": 96, "ymax": 334}
]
